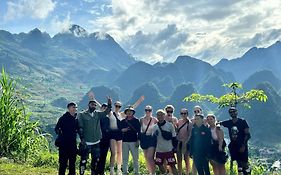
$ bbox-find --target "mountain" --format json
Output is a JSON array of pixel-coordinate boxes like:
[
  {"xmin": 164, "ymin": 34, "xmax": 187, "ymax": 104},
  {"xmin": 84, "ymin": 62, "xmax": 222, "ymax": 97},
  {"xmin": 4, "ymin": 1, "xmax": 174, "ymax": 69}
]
[
  {"xmin": 115, "ymin": 56, "xmax": 233, "ymax": 101},
  {"xmin": 242, "ymin": 82, "xmax": 281, "ymax": 143},
  {"xmin": 243, "ymin": 70, "xmax": 281, "ymax": 91},
  {"xmin": 0, "ymin": 24, "xmax": 135, "ymax": 85},
  {"xmin": 126, "ymin": 82, "xmax": 165, "ymax": 117},
  {"xmin": 215, "ymin": 41, "xmax": 281, "ymax": 82}
]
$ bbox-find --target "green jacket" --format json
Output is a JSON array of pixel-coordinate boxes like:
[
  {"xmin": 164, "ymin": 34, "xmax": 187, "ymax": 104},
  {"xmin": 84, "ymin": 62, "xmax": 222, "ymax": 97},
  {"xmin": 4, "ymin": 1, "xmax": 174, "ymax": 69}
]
[{"xmin": 77, "ymin": 107, "xmax": 110, "ymax": 143}]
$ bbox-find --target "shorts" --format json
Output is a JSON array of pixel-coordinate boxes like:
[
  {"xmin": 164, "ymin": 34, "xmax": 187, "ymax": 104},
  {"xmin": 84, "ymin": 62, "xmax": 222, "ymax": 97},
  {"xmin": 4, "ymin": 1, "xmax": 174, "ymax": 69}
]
[
  {"xmin": 155, "ymin": 151, "xmax": 177, "ymax": 166},
  {"xmin": 228, "ymin": 142, "xmax": 248, "ymax": 165},
  {"xmin": 109, "ymin": 130, "xmax": 123, "ymax": 141},
  {"xmin": 140, "ymin": 135, "xmax": 157, "ymax": 149}
]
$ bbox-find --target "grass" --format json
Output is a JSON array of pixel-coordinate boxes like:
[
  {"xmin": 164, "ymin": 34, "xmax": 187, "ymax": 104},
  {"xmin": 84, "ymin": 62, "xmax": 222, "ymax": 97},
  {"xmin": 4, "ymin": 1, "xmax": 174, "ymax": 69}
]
[{"xmin": 1, "ymin": 150, "xmax": 281, "ymax": 175}]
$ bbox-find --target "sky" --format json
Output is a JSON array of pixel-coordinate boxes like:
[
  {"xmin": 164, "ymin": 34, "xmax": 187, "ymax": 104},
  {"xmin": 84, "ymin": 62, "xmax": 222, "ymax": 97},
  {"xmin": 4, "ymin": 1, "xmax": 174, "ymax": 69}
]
[{"xmin": 0, "ymin": 0, "xmax": 281, "ymax": 64}]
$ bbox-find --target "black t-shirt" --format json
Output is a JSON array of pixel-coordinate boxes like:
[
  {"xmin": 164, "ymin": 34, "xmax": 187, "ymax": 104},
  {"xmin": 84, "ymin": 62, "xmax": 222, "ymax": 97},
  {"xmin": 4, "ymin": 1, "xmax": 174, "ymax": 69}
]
[{"xmin": 221, "ymin": 118, "xmax": 249, "ymax": 144}]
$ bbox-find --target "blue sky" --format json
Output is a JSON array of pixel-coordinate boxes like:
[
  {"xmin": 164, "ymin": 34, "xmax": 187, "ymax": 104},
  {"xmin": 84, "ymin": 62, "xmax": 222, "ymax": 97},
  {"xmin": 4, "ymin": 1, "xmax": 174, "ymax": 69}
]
[{"xmin": 1, "ymin": 0, "xmax": 281, "ymax": 64}]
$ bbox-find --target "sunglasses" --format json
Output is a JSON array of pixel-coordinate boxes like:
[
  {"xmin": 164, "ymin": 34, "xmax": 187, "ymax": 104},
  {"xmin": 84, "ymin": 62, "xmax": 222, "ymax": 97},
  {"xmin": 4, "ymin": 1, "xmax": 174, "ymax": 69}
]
[
  {"xmin": 180, "ymin": 112, "xmax": 187, "ymax": 115},
  {"xmin": 194, "ymin": 110, "xmax": 200, "ymax": 113},
  {"xmin": 166, "ymin": 110, "xmax": 173, "ymax": 113},
  {"xmin": 145, "ymin": 109, "xmax": 152, "ymax": 112},
  {"xmin": 115, "ymin": 105, "xmax": 122, "ymax": 108}
]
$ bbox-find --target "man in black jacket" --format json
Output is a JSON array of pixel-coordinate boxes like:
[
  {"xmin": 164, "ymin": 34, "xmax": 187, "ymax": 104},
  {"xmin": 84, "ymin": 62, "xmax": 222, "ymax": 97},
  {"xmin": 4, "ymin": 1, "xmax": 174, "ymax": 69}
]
[
  {"xmin": 55, "ymin": 102, "xmax": 78, "ymax": 175},
  {"xmin": 189, "ymin": 114, "xmax": 212, "ymax": 175}
]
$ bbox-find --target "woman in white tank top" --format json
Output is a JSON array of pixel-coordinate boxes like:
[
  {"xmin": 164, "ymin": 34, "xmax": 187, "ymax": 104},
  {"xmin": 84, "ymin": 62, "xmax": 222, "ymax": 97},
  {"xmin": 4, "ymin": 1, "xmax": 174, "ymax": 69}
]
[{"xmin": 140, "ymin": 105, "xmax": 158, "ymax": 175}]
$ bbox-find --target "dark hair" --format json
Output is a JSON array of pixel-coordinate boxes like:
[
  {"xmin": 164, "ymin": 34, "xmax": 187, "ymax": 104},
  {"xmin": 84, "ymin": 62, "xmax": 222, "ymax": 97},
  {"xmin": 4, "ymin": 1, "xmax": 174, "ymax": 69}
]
[
  {"xmin": 67, "ymin": 102, "xmax": 77, "ymax": 108},
  {"xmin": 101, "ymin": 103, "xmax": 108, "ymax": 107}
]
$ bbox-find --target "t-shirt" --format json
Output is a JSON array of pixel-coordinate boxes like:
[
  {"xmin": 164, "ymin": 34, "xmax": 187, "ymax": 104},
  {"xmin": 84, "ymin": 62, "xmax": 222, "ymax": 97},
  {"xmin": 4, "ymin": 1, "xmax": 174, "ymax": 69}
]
[
  {"xmin": 152, "ymin": 121, "xmax": 176, "ymax": 152},
  {"xmin": 221, "ymin": 118, "xmax": 249, "ymax": 144}
]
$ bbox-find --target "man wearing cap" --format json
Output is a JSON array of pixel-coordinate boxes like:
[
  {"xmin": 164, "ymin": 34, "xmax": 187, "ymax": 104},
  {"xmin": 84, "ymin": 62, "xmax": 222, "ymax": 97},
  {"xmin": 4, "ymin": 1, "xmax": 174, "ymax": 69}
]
[
  {"xmin": 55, "ymin": 102, "xmax": 78, "ymax": 175},
  {"xmin": 77, "ymin": 97, "xmax": 112, "ymax": 175},
  {"xmin": 220, "ymin": 107, "xmax": 251, "ymax": 175},
  {"xmin": 119, "ymin": 105, "xmax": 141, "ymax": 175}
]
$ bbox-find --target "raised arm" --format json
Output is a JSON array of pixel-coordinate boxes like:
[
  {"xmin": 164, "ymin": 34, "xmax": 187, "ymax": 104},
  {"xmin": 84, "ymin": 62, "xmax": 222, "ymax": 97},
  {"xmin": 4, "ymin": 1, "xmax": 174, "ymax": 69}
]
[
  {"xmin": 97, "ymin": 96, "xmax": 112, "ymax": 117},
  {"xmin": 88, "ymin": 91, "xmax": 102, "ymax": 109},
  {"xmin": 132, "ymin": 95, "xmax": 145, "ymax": 109}
]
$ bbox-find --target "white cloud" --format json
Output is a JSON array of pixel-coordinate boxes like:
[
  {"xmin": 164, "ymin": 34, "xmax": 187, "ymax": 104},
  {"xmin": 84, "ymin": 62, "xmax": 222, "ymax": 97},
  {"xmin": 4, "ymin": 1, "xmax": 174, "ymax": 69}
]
[
  {"xmin": 49, "ymin": 13, "xmax": 72, "ymax": 35},
  {"xmin": 4, "ymin": 0, "xmax": 56, "ymax": 21},
  {"xmin": 87, "ymin": 0, "xmax": 281, "ymax": 64}
]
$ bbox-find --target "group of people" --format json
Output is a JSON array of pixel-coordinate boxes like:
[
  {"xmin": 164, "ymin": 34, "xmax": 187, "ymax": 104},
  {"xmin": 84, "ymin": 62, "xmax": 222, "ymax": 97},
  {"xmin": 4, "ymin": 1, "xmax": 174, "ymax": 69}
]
[{"xmin": 55, "ymin": 93, "xmax": 251, "ymax": 175}]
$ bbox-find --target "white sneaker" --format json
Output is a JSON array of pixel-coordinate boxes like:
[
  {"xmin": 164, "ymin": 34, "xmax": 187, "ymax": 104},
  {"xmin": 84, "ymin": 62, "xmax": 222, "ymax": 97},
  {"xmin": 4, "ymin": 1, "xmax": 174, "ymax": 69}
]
[{"xmin": 117, "ymin": 169, "xmax": 122, "ymax": 175}]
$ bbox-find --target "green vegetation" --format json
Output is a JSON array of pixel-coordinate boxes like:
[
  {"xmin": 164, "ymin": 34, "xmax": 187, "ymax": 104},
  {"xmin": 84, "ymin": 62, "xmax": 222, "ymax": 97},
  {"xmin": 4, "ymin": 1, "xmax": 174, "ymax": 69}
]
[
  {"xmin": 0, "ymin": 68, "xmax": 49, "ymax": 162},
  {"xmin": 184, "ymin": 82, "xmax": 267, "ymax": 108}
]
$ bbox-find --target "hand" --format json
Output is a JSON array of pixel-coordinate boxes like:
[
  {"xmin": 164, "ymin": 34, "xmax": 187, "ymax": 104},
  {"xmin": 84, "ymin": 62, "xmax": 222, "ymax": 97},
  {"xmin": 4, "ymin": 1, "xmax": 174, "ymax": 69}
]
[
  {"xmin": 135, "ymin": 140, "xmax": 140, "ymax": 147},
  {"xmin": 88, "ymin": 91, "xmax": 95, "ymax": 100},
  {"xmin": 239, "ymin": 144, "xmax": 246, "ymax": 153},
  {"xmin": 107, "ymin": 96, "xmax": 112, "ymax": 106},
  {"xmin": 121, "ymin": 127, "xmax": 130, "ymax": 132},
  {"xmin": 219, "ymin": 146, "xmax": 223, "ymax": 152}
]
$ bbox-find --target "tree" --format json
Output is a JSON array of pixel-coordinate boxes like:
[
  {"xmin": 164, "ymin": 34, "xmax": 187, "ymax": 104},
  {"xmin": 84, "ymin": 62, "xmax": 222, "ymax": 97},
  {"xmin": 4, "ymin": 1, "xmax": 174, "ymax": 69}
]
[
  {"xmin": 0, "ymin": 68, "xmax": 49, "ymax": 161},
  {"xmin": 184, "ymin": 82, "xmax": 267, "ymax": 108}
]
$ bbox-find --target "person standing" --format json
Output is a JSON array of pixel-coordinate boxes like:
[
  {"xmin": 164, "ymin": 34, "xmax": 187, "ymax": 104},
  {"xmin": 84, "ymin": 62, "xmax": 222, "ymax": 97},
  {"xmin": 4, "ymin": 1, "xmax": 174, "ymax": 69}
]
[
  {"xmin": 119, "ymin": 106, "xmax": 141, "ymax": 175},
  {"xmin": 55, "ymin": 102, "xmax": 78, "ymax": 175},
  {"xmin": 176, "ymin": 108, "xmax": 192, "ymax": 175},
  {"xmin": 77, "ymin": 97, "xmax": 112, "ymax": 175},
  {"xmin": 206, "ymin": 114, "xmax": 227, "ymax": 175},
  {"xmin": 189, "ymin": 114, "xmax": 212, "ymax": 175},
  {"xmin": 96, "ymin": 103, "xmax": 111, "ymax": 175},
  {"xmin": 220, "ymin": 107, "xmax": 251, "ymax": 175},
  {"xmin": 153, "ymin": 109, "xmax": 178, "ymax": 175},
  {"xmin": 139, "ymin": 105, "xmax": 158, "ymax": 175}
]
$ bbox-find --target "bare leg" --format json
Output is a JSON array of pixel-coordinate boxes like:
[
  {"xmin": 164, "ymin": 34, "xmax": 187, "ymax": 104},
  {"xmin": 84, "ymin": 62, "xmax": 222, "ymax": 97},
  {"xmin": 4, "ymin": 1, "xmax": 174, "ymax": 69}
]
[
  {"xmin": 147, "ymin": 147, "xmax": 155, "ymax": 174},
  {"xmin": 184, "ymin": 153, "xmax": 190, "ymax": 175},
  {"xmin": 177, "ymin": 152, "xmax": 183, "ymax": 175}
]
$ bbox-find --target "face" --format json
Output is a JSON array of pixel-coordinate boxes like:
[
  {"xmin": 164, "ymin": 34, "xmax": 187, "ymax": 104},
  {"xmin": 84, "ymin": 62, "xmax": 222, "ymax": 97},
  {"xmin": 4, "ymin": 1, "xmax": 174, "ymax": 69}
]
[
  {"xmin": 114, "ymin": 103, "xmax": 122, "ymax": 111},
  {"xmin": 166, "ymin": 108, "xmax": 174, "ymax": 116},
  {"xmin": 68, "ymin": 105, "xmax": 77, "ymax": 114},
  {"xmin": 145, "ymin": 108, "xmax": 152, "ymax": 115},
  {"xmin": 89, "ymin": 102, "xmax": 97, "ymax": 111},
  {"xmin": 194, "ymin": 107, "xmax": 202, "ymax": 115},
  {"xmin": 157, "ymin": 113, "xmax": 165, "ymax": 122},
  {"xmin": 194, "ymin": 116, "xmax": 203, "ymax": 126},
  {"xmin": 207, "ymin": 116, "xmax": 215, "ymax": 126},
  {"xmin": 229, "ymin": 110, "xmax": 238, "ymax": 118},
  {"xmin": 125, "ymin": 110, "xmax": 134, "ymax": 116},
  {"xmin": 180, "ymin": 109, "xmax": 188, "ymax": 119},
  {"xmin": 101, "ymin": 106, "xmax": 107, "ymax": 111}
]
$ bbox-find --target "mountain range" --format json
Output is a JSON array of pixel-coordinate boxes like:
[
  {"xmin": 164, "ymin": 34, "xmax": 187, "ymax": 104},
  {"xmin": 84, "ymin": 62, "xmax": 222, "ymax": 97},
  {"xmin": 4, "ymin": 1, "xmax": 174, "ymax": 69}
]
[{"xmin": 1, "ymin": 24, "xmax": 281, "ymax": 145}]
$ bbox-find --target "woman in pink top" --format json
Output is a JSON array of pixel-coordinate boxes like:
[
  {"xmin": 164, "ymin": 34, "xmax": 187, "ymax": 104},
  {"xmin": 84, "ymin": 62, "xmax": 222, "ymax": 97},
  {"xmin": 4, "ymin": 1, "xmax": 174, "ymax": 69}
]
[
  {"xmin": 176, "ymin": 108, "xmax": 192, "ymax": 175},
  {"xmin": 140, "ymin": 105, "xmax": 158, "ymax": 175}
]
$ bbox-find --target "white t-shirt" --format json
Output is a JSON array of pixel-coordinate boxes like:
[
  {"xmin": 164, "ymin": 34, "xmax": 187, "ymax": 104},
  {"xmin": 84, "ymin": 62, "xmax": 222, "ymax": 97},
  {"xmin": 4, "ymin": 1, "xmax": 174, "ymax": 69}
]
[{"xmin": 152, "ymin": 122, "xmax": 176, "ymax": 152}]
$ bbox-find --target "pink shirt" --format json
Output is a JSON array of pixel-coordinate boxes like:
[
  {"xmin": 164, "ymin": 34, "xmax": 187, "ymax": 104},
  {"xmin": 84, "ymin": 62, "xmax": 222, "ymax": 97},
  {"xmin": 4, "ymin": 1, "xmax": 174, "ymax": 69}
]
[{"xmin": 176, "ymin": 118, "xmax": 191, "ymax": 142}]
